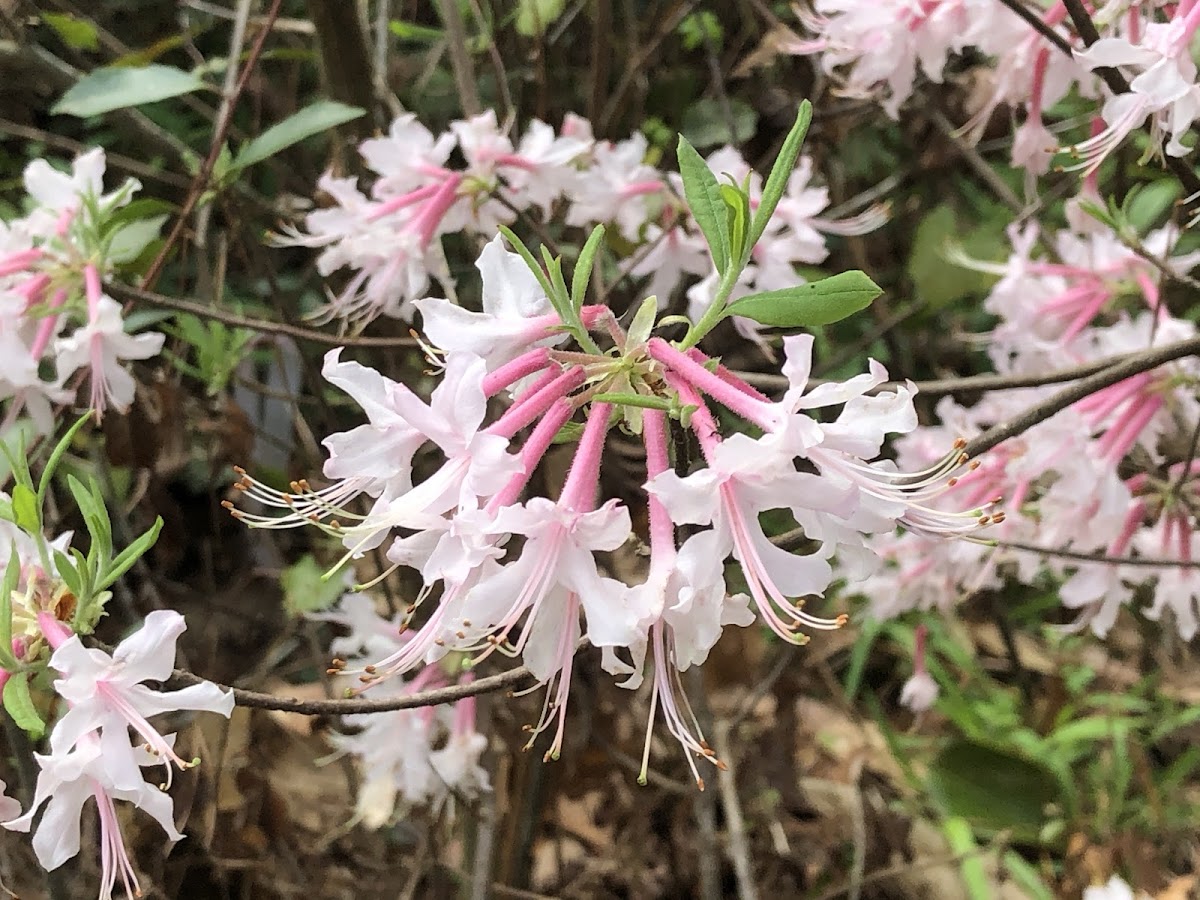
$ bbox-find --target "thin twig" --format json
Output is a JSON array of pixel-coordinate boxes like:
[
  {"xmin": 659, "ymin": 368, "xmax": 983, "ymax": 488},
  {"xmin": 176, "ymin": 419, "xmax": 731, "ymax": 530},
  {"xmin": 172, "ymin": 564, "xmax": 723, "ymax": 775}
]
[
  {"xmin": 961, "ymin": 335, "xmax": 1200, "ymax": 459},
  {"xmin": 142, "ymin": 0, "xmax": 284, "ymax": 290},
  {"xmin": 928, "ymin": 110, "xmax": 1024, "ymax": 213},
  {"xmin": 193, "ymin": 0, "xmax": 254, "ymax": 250},
  {"xmin": 733, "ymin": 347, "xmax": 1143, "ymax": 397},
  {"xmin": 713, "ymin": 721, "xmax": 759, "ymax": 900},
  {"xmin": 0, "ymin": 118, "xmax": 192, "ymax": 189},
  {"xmin": 688, "ymin": 667, "xmax": 722, "ymax": 900},
  {"xmin": 991, "ymin": 0, "xmax": 1073, "ymax": 55},
  {"xmin": 990, "ymin": 538, "xmax": 1200, "ymax": 568},
  {"xmin": 437, "ymin": 0, "xmax": 481, "ymax": 117},
  {"xmin": 1057, "ymin": 0, "xmax": 1200, "ymax": 206},
  {"xmin": 110, "ymin": 282, "xmax": 418, "ymax": 348},
  {"xmin": 87, "ymin": 632, "xmax": 534, "ymax": 713}
]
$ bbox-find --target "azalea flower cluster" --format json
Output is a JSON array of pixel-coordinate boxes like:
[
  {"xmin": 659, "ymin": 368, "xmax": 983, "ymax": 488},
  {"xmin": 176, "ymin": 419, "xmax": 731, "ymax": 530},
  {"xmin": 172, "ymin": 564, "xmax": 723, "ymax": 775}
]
[
  {"xmin": 854, "ymin": 216, "xmax": 1200, "ymax": 641},
  {"xmin": 0, "ymin": 148, "xmax": 166, "ymax": 432},
  {"xmin": 314, "ymin": 593, "xmax": 489, "ymax": 826},
  {"xmin": 275, "ymin": 110, "xmax": 884, "ymax": 330},
  {"xmin": 0, "ymin": 505, "xmax": 233, "ymax": 899},
  {"xmin": 229, "ymin": 232, "xmax": 993, "ymax": 785},
  {"xmin": 786, "ymin": 1, "xmax": 1200, "ymax": 177}
]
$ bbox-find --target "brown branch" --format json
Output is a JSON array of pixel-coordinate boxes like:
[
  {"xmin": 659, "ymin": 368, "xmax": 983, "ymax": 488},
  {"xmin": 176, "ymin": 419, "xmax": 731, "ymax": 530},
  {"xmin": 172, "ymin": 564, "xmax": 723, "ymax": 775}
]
[
  {"xmin": 306, "ymin": 0, "xmax": 379, "ymax": 133},
  {"xmin": 961, "ymin": 334, "xmax": 1200, "ymax": 459},
  {"xmin": 142, "ymin": 0, "xmax": 284, "ymax": 291},
  {"xmin": 734, "ymin": 350, "xmax": 1135, "ymax": 397},
  {"xmin": 86, "ymin": 632, "xmax": 534, "ymax": 713},
  {"xmin": 992, "ymin": 0, "xmax": 1073, "ymax": 55},
  {"xmin": 1058, "ymin": 0, "xmax": 1200, "ymax": 206},
  {"xmin": 991, "ymin": 538, "xmax": 1200, "ymax": 568},
  {"xmin": 111, "ymin": 282, "xmax": 417, "ymax": 348}
]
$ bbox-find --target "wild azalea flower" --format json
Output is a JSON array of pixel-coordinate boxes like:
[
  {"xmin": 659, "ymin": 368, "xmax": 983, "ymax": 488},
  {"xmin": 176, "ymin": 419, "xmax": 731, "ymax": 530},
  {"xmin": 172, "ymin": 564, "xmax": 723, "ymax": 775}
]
[{"xmin": 230, "ymin": 232, "xmax": 989, "ymax": 783}]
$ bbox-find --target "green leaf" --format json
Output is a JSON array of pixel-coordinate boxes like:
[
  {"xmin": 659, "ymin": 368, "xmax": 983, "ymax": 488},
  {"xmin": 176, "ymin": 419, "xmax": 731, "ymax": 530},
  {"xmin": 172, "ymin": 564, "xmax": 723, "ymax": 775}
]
[
  {"xmin": 43, "ymin": 13, "xmax": 100, "ymax": 51},
  {"xmin": 515, "ymin": 0, "xmax": 568, "ymax": 36},
  {"xmin": 626, "ymin": 296, "xmax": 659, "ymax": 347},
  {"xmin": 540, "ymin": 246, "xmax": 571, "ymax": 311},
  {"xmin": 498, "ymin": 226, "xmax": 559, "ymax": 312},
  {"xmin": 720, "ymin": 181, "xmax": 749, "ymax": 268},
  {"xmin": 98, "ymin": 517, "xmax": 163, "ymax": 591},
  {"xmin": 843, "ymin": 616, "xmax": 885, "ymax": 703},
  {"xmin": 929, "ymin": 741, "xmax": 1061, "ymax": 839},
  {"xmin": 909, "ymin": 205, "xmax": 1004, "ymax": 310},
  {"xmin": 3, "ymin": 672, "xmax": 45, "ymax": 739},
  {"xmin": 676, "ymin": 135, "xmax": 730, "ymax": 275},
  {"xmin": 12, "ymin": 484, "xmax": 38, "ymax": 534},
  {"xmin": 1002, "ymin": 851, "xmax": 1055, "ymax": 900},
  {"xmin": 1125, "ymin": 179, "xmax": 1180, "ymax": 232},
  {"xmin": 0, "ymin": 549, "xmax": 19, "ymax": 670},
  {"xmin": 37, "ymin": 414, "xmax": 89, "ymax": 520},
  {"xmin": 52, "ymin": 64, "xmax": 205, "ymax": 117},
  {"xmin": 590, "ymin": 393, "xmax": 676, "ymax": 411},
  {"xmin": 723, "ymin": 271, "xmax": 882, "ymax": 328},
  {"xmin": 282, "ymin": 554, "xmax": 346, "ymax": 616},
  {"xmin": 942, "ymin": 818, "xmax": 990, "ymax": 900},
  {"xmin": 67, "ymin": 476, "xmax": 112, "ymax": 565},
  {"xmin": 571, "ymin": 225, "xmax": 606, "ymax": 312},
  {"xmin": 389, "ymin": 19, "xmax": 445, "ymax": 42},
  {"xmin": 680, "ymin": 98, "xmax": 758, "ymax": 150},
  {"xmin": 53, "ymin": 548, "xmax": 84, "ymax": 600},
  {"xmin": 232, "ymin": 101, "xmax": 366, "ymax": 172},
  {"xmin": 106, "ymin": 215, "xmax": 167, "ymax": 265},
  {"xmin": 746, "ymin": 101, "xmax": 812, "ymax": 258},
  {"xmin": 551, "ymin": 421, "xmax": 585, "ymax": 445}
]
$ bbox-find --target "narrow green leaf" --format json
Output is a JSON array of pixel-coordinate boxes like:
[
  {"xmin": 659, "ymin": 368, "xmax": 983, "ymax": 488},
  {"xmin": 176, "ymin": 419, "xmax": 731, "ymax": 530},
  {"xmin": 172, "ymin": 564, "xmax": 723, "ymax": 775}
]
[
  {"xmin": 720, "ymin": 182, "xmax": 749, "ymax": 267},
  {"xmin": 98, "ymin": 517, "xmax": 163, "ymax": 591},
  {"xmin": 42, "ymin": 13, "xmax": 100, "ymax": 51},
  {"xmin": 723, "ymin": 270, "xmax": 882, "ymax": 329},
  {"xmin": 746, "ymin": 101, "xmax": 812, "ymax": 262},
  {"xmin": 843, "ymin": 616, "xmax": 885, "ymax": 703},
  {"xmin": 67, "ymin": 476, "xmax": 112, "ymax": 564},
  {"xmin": 590, "ymin": 393, "xmax": 676, "ymax": 411},
  {"xmin": 389, "ymin": 20, "xmax": 445, "ymax": 42},
  {"xmin": 0, "ymin": 549, "xmax": 19, "ymax": 669},
  {"xmin": 540, "ymin": 247, "xmax": 571, "ymax": 310},
  {"xmin": 1002, "ymin": 851, "xmax": 1055, "ymax": 900},
  {"xmin": 52, "ymin": 64, "xmax": 205, "ymax": 117},
  {"xmin": 497, "ymin": 226, "xmax": 560, "ymax": 314},
  {"xmin": 12, "ymin": 484, "xmax": 38, "ymax": 534},
  {"xmin": 37, "ymin": 414, "xmax": 91, "ymax": 520},
  {"xmin": 626, "ymin": 296, "xmax": 659, "ymax": 347},
  {"xmin": 69, "ymin": 547, "xmax": 95, "ymax": 606},
  {"xmin": 942, "ymin": 818, "xmax": 990, "ymax": 900},
  {"xmin": 232, "ymin": 101, "xmax": 366, "ymax": 172},
  {"xmin": 53, "ymin": 548, "xmax": 83, "ymax": 600},
  {"xmin": 3, "ymin": 672, "xmax": 45, "ymax": 739},
  {"xmin": 676, "ymin": 135, "xmax": 730, "ymax": 275},
  {"xmin": 571, "ymin": 225, "xmax": 606, "ymax": 312},
  {"xmin": 98, "ymin": 518, "xmax": 162, "ymax": 595},
  {"xmin": 551, "ymin": 421, "xmax": 585, "ymax": 445}
]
